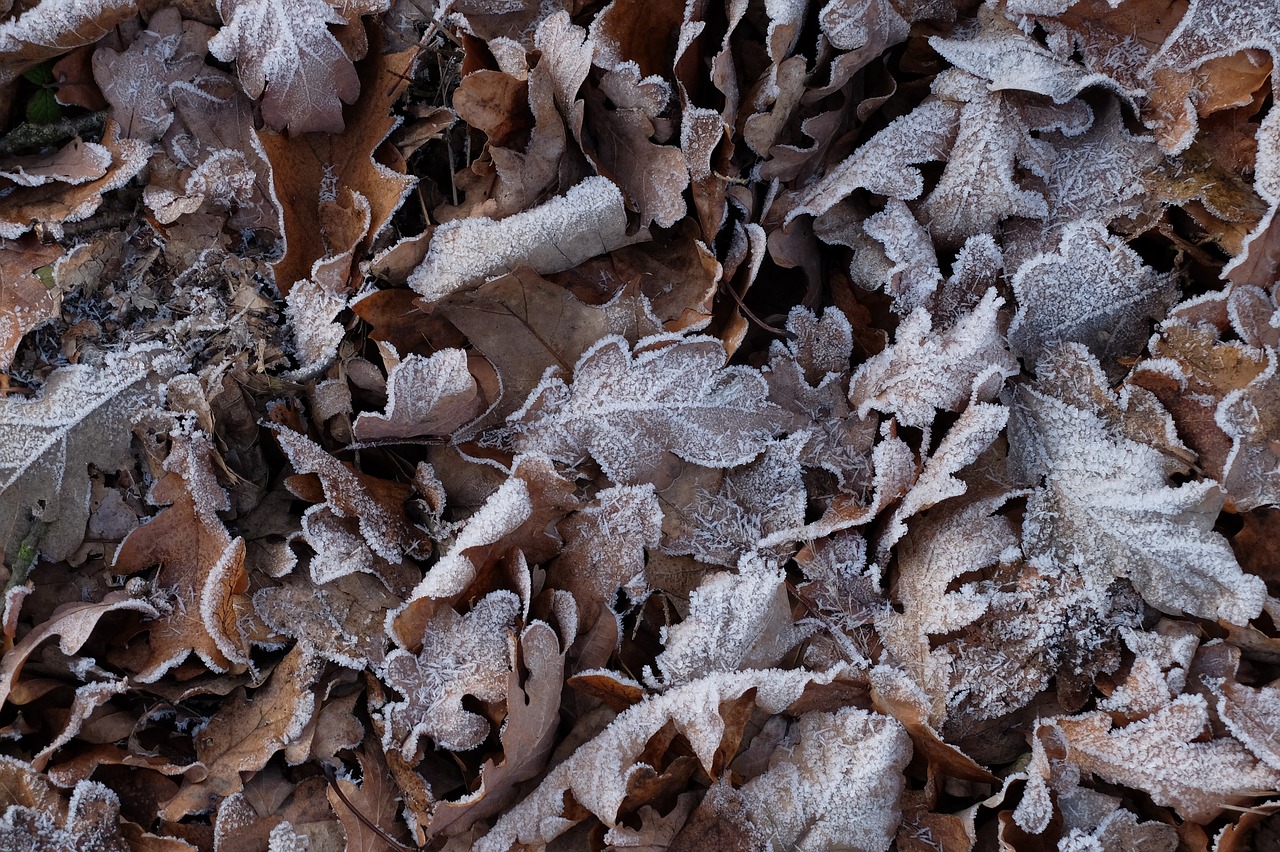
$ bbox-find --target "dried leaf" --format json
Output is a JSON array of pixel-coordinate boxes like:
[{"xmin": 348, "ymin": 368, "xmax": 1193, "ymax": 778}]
[
  {"xmin": 0, "ymin": 348, "xmax": 163, "ymax": 562},
  {"xmin": 849, "ymin": 288, "xmax": 1018, "ymax": 429},
  {"xmin": 409, "ymin": 176, "xmax": 651, "ymax": 302},
  {"xmin": 0, "ymin": 0, "xmax": 140, "ymax": 86},
  {"xmin": 0, "ymin": 235, "xmax": 62, "ymax": 373},
  {"xmin": 1052, "ymin": 694, "xmax": 1280, "ymax": 822},
  {"xmin": 381, "ymin": 590, "xmax": 519, "ymax": 756},
  {"xmin": 1009, "ymin": 220, "xmax": 1179, "ymax": 378},
  {"xmin": 512, "ymin": 333, "xmax": 782, "ymax": 486},
  {"xmin": 1010, "ymin": 344, "xmax": 1266, "ymax": 624},
  {"xmin": 471, "ymin": 665, "xmax": 867, "ymax": 850},
  {"xmin": 352, "ymin": 348, "xmax": 484, "ymax": 442},
  {"xmin": 676, "ymin": 707, "xmax": 911, "ymax": 852},
  {"xmin": 162, "ymin": 646, "xmax": 326, "ymax": 819},
  {"xmin": 0, "ymin": 120, "xmax": 149, "ymax": 239},
  {"xmin": 208, "ymin": 0, "xmax": 364, "ymax": 134},
  {"xmin": 113, "ymin": 430, "xmax": 254, "ymax": 681}
]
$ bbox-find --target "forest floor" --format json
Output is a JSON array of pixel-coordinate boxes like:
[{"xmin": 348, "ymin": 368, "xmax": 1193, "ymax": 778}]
[{"xmin": 1, "ymin": 0, "xmax": 1280, "ymax": 849}]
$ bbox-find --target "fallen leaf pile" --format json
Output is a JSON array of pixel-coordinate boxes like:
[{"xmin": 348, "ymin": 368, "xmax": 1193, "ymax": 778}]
[{"xmin": 2, "ymin": 0, "xmax": 1280, "ymax": 849}]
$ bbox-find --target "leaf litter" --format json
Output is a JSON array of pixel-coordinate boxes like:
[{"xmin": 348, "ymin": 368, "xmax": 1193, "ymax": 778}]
[{"xmin": 0, "ymin": 0, "xmax": 1279, "ymax": 849}]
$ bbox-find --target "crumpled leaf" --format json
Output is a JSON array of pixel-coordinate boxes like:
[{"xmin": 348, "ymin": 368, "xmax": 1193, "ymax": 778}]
[
  {"xmin": 849, "ymin": 288, "xmax": 1018, "ymax": 429},
  {"xmin": 1052, "ymin": 692, "xmax": 1280, "ymax": 823},
  {"xmin": 1009, "ymin": 220, "xmax": 1179, "ymax": 378},
  {"xmin": 0, "ymin": 348, "xmax": 163, "ymax": 562},
  {"xmin": 0, "ymin": 120, "xmax": 149, "ymax": 240},
  {"xmin": 675, "ymin": 707, "xmax": 911, "ymax": 852},
  {"xmin": 0, "ymin": 235, "xmax": 62, "ymax": 373},
  {"xmin": 208, "ymin": 0, "xmax": 365, "ymax": 134},
  {"xmin": 0, "ymin": 0, "xmax": 140, "ymax": 86},
  {"xmin": 0, "ymin": 777, "xmax": 134, "ymax": 852},
  {"xmin": 471, "ymin": 665, "xmax": 868, "ymax": 850},
  {"xmin": 273, "ymin": 423, "xmax": 431, "ymax": 579},
  {"xmin": 409, "ymin": 176, "xmax": 651, "ymax": 302},
  {"xmin": 161, "ymin": 645, "xmax": 325, "ymax": 819},
  {"xmin": 425, "ymin": 610, "xmax": 570, "ymax": 840},
  {"xmin": 1010, "ymin": 344, "xmax": 1266, "ymax": 625},
  {"xmin": 381, "ymin": 590, "xmax": 519, "ymax": 757},
  {"xmin": 352, "ymin": 347, "xmax": 484, "ymax": 442},
  {"xmin": 0, "ymin": 137, "xmax": 111, "ymax": 187},
  {"xmin": 651, "ymin": 557, "xmax": 808, "ymax": 688},
  {"xmin": 113, "ymin": 429, "xmax": 254, "ymax": 681},
  {"xmin": 0, "ymin": 591, "xmax": 157, "ymax": 711},
  {"xmin": 512, "ymin": 333, "xmax": 783, "ymax": 486},
  {"xmin": 764, "ymin": 306, "xmax": 875, "ymax": 490}
]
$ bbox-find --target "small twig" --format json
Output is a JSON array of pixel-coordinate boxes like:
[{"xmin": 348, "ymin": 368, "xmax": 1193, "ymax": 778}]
[
  {"xmin": 717, "ymin": 278, "xmax": 793, "ymax": 338},
  {"xmin": 344, "ymin": 435, "xmax": 451, "ymax": 452},
  {"xmin": 0, "ymin": 112, "xmax": 107, "ymax": 155}
]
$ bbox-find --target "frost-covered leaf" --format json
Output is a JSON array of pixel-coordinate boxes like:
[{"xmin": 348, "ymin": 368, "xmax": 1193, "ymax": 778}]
[
  {"xmin": 380, "ymin": 591, "xmax": 518, "ymax": 757},
  {"xmin": 651, "ymin": 557, "xmax": 808, "ymax": 687},
  {"xmin": 1009, "ymin": 344, "xmax": 1266, "ymax": 624},
  {"xmin": 765, "ymin": 307, "xmax": 875, "ymax": 489},
  {"xmin": 1147, "ymin": 0, "xmax": 1280, "ymax": 81},
  {"xmin": 389, "ymin": 454, "xmax": 576, "ymax": 646},
  {"xmin": 849, "ymin": 288, "xmax": 1018, "ymax": 429},
  {"xmin": 660, "ymin": 436, "xmax": 807, "ymax": 568},
  {"xmin": 409, "ymin": 177, "xmax": 651, "ymax": 303},
  {"xmin": 860, "ymin": 200, "xmax": 943, "ymax": 314},
  {"xmin": 512, "ymin": 334, "xmax": 783, "ymax": 485},
  {"xmin": 0, "ymin": 591, "xmax": 157, "ymax": 711},
  {"xmin": 208, "ymin": 0, "xmax": 364, "ymax": 134},
  {"xmin": 426, "ymin": 613, "xmax": 569, "ymax": 840},
  {"xmin": 548, "ymin": 484, "xmax": 661, "ymax": 629},
  {"xmin": 0, "ymin": 348, "xmax": 163, "ymax": 562},
  {"xmin": 435, "ymin": 267, "xmax": 663, "ymax": 424},
  {"xmin": 1039, "ymin": 100, "xmax": 1162, "ymax": 231},
  {"xmin": 0, "ymin": 235, "xmax": 61, "ymax": 373},
  {"xmin": 254, "ymin": 571, "xmax": 398, "ymax": 669},
  {"xmin": 1052, "ymin": 693, "xmax": 1280, "ymax": 823},
  {"xmin": 161, "ymin": 646, "xmax": 325, "ymax": 819},
  {"xmin": 1214, "ymin": 675, "xmax": 1280, "ymax": 774},
  {"xmin": 0, "ymin": 777, "xmax": 133, "ymax": 852},
  {"xmin": 1215, "ymin": 350, "xmax": 1280, "ymax": 511},
  {"xmin": 352, "ymin": 348, "xmax": 484, "ymax": 442},
  {"xmin": 878, "ymin": 402, "xmax": 1009, "ymax": 559},
  {"xmin": 787, "ymin": 98, "xmax": 960, "ymax": 224},
  {"xmin": 91, "ymin": 8, "xmax": 214, "ymax": 143},
  {"xmin": 0, "ymin": 120, "xmax": 149, "ymax": 240},
  {"xmin": 0, "ymin": 0, "xmax": 140, "ymax": 86},
  {"xmin": 676, "ymin": 707, "xmax": 911, "ymax": 852},
  {"xmin": 930, "ymin": 7, "xmax": 1119, "ymax": 104},
  {"xmin": 471, "ymin": 665, "xmax": 865, "ymax": 850},
  {"xmin": 0, "ymin": 137, "xmax": 111, "ymax": 187},
  {"xmin": 113, "ymin": 430, "xmax": 254, "ymax": 681},
  {"xmin": 876, "ymin": 493, "xmax": 1016, "ymax": 715},
  {"xmin": 921, "ymin": 71, "xmax": 1052, "ymax": 247},
  {"xmin": 1009, "ymin": 220, "xmax": 1179, "ymax": 377},
  {"xmin": 584, "ymin": 64, "xmax": 687, "ymax": 228},
  {"xmin": 273, "ymin": 423, "xmax": 430, "ymax": 573}
]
